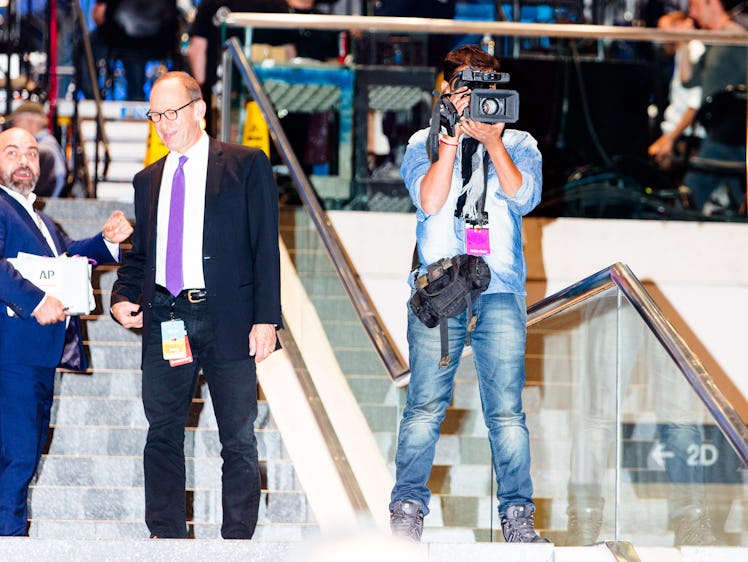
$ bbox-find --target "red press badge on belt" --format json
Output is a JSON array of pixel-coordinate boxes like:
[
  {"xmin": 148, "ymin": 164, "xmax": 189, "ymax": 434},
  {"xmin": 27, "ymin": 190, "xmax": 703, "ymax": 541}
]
[
  {"xmin": 466, "ymin": 226, "xmax": 491, "ymax": 256},
  {"xmin": 169, "ymin": 336, "xmax": 193, "ymax": 367}
]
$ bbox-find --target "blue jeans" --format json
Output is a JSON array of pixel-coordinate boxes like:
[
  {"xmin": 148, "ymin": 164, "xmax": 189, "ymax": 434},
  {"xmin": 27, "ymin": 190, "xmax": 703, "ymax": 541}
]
[{"xmin": 391, "ymin": 292, "xmax": 534, "ymax": 517}]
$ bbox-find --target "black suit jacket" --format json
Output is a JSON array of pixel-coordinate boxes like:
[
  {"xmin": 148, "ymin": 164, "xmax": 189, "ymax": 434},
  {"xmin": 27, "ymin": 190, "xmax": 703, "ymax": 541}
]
[{"xmin": 112, "ymin": 137, "xmax": 281, "ymax": 362}]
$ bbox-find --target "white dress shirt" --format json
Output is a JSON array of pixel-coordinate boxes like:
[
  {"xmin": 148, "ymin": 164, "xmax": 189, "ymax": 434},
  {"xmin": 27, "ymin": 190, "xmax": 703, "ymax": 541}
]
[{"xmin": 155, "ymin": 131, "xmax": 209, "ymax": 290}]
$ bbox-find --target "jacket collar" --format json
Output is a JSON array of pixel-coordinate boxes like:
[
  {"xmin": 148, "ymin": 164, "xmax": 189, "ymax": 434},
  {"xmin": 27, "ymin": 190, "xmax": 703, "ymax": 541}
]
[
  {"xmin": 206, "ymin": 137, "xmax": 225, "ymax": 197},
  {"xmin": 0, "ymin": 188, "xmax": 57, "ymax": 255}
]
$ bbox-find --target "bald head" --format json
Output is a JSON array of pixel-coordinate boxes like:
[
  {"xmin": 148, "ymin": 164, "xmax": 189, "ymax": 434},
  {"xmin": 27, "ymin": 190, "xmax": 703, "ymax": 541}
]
[
  {"xmin": 0, "ymin": 127, "xmax": 41, "ymax": 197},
  {"xmin": 149, "ymin": 71, "xmax": 206, "ymax": 154}
]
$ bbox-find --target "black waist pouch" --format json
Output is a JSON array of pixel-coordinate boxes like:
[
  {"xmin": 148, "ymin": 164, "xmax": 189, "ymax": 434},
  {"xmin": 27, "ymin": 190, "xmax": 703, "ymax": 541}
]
[{"xmin": 408, "ymin": 254, "xmax": 491, "ymax": 367}]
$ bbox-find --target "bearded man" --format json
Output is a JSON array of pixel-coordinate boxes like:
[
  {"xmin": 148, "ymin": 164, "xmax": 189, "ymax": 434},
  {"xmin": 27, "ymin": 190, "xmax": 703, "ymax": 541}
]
[{"xmin": 0, "ymin": 127, "xmax": 133, "ymax": 535}]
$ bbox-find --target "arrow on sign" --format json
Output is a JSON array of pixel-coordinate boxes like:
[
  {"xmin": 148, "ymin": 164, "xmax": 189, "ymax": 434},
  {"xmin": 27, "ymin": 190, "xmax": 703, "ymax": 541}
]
[{"xmin": 650, "ymin": 441, "xmax": 675, "ymax": 467}]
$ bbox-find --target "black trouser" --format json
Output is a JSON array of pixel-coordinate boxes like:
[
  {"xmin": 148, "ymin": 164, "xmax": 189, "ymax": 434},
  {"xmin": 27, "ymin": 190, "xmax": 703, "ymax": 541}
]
[{"xmin": 142, "ymin": 289, "xmax": 259, "ymax": 538}]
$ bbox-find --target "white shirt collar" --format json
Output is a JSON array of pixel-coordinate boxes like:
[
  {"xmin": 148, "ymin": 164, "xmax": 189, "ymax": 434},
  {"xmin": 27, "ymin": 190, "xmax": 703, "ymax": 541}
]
[
  {"xmin": 167, "ymin": 131, "xmax": 209, "ymax": 163},
  {"xmin": 0, "ymin": 184, "xmax": 37, "ymax": 211}
]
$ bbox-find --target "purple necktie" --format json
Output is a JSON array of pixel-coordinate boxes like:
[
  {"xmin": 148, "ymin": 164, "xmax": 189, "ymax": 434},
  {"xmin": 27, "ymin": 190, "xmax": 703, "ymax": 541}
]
[{"xmin": 165, "ymin": 155, "xmax": 188, "ymax": 296}]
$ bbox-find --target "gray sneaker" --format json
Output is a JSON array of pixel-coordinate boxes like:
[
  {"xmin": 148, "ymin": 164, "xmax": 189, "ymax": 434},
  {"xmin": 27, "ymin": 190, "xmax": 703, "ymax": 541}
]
[
  {"xmin": 390, "ymin": 499, "xmax": 424, "ymax": 542},
  {"xmin": 501, "ymin": 504, "xmax": 551, "ymax": 543}
]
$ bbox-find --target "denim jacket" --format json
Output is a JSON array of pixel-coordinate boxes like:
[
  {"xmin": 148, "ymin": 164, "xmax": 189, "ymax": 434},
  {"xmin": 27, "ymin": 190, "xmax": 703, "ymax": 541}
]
[{"xmin": 402, "ymin": 127, "xmax": 542, "ymax": 295}]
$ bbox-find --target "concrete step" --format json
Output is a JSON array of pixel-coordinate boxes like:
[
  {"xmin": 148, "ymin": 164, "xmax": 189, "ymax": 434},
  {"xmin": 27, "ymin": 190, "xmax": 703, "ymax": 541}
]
[
  {"xmin": 428, "ymin": 431, "xmax": 563, "ymax": 470},
  {"xmin": 85, "ymin": 341, "xmax": 142, "ymax": 370},
  {"xmin": 88, "ymin": 160, "xmax": 143, "ymax": 183},
  {"xmin": 302, "ymin": 294, "xmax": 357, "ymax": 322},
  {"xmin": 93, "ymin": 182, "xmax": 136, "ymax": 202},
  {"xmin": 54, "ymin": 371, "xmax": 143, "ymax": 398},
  {"xmin": 279, "ymin": 205, "xmax": 394, "ymax": 457},
  {"xmin": 347, "ymin": 375, "xmax": 400, "ymax": 406},
  {"xmin": 49, "ymin": 395, "xmax": 274, "ymax": 429},
  {"xmin": 27, "ymin": 520, "xmax": 316, "ymax": 541},
  {"xmin": 429, "ymin": 406, "xmax": 570, "ymax": 439},
  {"xmin": 80, "ymin": 120, "xmax": 149, "ymax": 143},
  {"xmin": 318, "ymin": 319, "xmax": 374, "ymax": 349},
  {"xmin": 27, "ymin": 486, "xmax": 311, "ymax": 525},
  {"xmin": 80, "ymin": 316, "xmax": 141, "ymax": 343},
  {"xmin": 282, "ymin": 247, "xmax": 338, "ymax": 275},
  {"xmin": 0, "ymin": 537, "xmax": 637, "ymax": 562},
  {"xmin": 296, "ymin": 270, "xmax": 350, "ymax": 297},
  {"xmin": 51, "ymin": 395, "xmax": 146, "ymax": 426},
  {"xmin": 88, "ymin": 292, "xmax": 111, "ymax": 316},
  {"xmin": 359, "ymin": 404, "xmax": 398, "ymax": 433},
  {"xmin": 58, "ymin": 100, "xmax": 148, "ymax": 121},
  {"xmin": 0, "ymin": 535, "xmax": 715, "ymax": 559},
  {"xmin": 36, "ymin": 455, "xmax": 300, "ymax": 491},
  {"xmin": 45, "ymin": 425, "xmax": 285, "ymax": 460},
  {"xmin": 334, "ymin": 348, "xmax": 387, "ymax": 376},
  {"xmin": 38, "ymin": 198, "xmax": 133, "ymax": 220},
  {"xmin": 91, "ymin": 265, "xmax": 121, "ymax": 292},
  {"xmin": 84, "ymin": 140, "xmax": 147, "ymax": 162}
]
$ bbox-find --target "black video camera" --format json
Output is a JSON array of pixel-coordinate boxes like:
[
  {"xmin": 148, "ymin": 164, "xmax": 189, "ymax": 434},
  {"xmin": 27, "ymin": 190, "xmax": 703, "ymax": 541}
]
[
  {"xmin": 451, "ymin": 68, "xmax": 520, "ymax": 124},
  {"xmin": 427, "ymin": 69, "xmax": 520, "ymax": 162}
]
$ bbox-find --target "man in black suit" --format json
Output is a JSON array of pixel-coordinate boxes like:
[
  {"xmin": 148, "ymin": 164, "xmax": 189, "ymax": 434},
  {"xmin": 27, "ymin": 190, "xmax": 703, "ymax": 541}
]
[{"xmin": 110, "ymin": 71, "xmax": 281, "ymax": 539}]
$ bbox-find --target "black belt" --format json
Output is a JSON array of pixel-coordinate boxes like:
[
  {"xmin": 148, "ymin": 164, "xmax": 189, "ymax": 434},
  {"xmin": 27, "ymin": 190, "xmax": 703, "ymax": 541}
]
[{"xmin": 155, "ymin": 285, "xmax": 208, "ymax": 303}]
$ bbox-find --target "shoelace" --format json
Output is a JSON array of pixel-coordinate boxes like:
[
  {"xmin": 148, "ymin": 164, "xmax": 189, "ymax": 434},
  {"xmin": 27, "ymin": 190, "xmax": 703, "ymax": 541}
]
[
  {"xmin": 391, "ymin": 509, "xmax": 423, "ymax": 540},
  {"xmin": 504, "ymin": 515, "xmax": 538, "ymax": 541}
]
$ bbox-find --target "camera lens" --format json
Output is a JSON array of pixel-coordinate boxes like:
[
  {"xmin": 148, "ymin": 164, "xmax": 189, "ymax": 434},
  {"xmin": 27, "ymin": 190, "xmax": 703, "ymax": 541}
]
[{"xmin": 480, "ymin": 97, "xmax": 504, "ymax": 116}]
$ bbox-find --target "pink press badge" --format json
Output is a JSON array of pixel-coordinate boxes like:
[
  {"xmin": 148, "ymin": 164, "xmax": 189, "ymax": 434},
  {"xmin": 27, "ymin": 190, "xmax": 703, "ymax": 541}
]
[{"xmin": 466, "ymin": 226, "xmax": 491, "ymax": 256}]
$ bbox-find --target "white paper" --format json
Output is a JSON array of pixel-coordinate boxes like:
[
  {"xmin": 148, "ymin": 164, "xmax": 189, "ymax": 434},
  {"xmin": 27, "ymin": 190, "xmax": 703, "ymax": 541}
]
[{"xmin": 8, "ymin": 252, "xmax": 95, "ymax": 315}]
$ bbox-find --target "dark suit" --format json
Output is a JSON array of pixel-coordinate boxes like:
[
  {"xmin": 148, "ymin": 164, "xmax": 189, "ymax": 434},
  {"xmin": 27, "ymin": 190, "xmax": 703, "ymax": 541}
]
[
  {"xmin": 111, "ymin": 137, "xmax": 281, "ymax": 538},
  {"xmin": 0, "ymin": 189, "xmax": 114, "ymax": 536}
]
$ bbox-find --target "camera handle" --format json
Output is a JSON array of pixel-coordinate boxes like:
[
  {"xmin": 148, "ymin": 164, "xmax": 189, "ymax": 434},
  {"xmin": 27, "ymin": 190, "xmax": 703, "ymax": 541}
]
[{"xmin": 427, "ymin": 92, "xmax": 461, "ymax": 163}]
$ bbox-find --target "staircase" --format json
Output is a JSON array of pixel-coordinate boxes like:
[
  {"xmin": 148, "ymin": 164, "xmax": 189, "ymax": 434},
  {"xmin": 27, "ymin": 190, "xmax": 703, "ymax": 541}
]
[
  {"xmin": 29, "ymin": 102, "xmax": 747, "ymax": 555},
  {"xmin": 29, "ymin": 198, "xmax": 317, "ymax": 540},
  {"xmin": 57, "ymin": 100, "xmax": 150, "ymax": 203}
]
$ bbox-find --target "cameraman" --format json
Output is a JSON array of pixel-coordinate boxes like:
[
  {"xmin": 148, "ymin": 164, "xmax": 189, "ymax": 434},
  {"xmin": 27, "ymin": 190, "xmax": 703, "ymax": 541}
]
[{"xmin": 389, "ymin": 45, "xmax": 547, "ymax": 543}]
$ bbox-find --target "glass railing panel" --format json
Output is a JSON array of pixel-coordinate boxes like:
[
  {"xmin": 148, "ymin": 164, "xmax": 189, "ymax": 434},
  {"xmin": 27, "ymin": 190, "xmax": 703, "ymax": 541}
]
[
  {"xmin": 524, "ymin": 286, "xmax": 626, "ymax": 545},
  {"xmin": 524, "ymin": 275, "xmax": 747, "ymax": 546},
  {"xmin": 616, "ymin": 295, "xmax": 747, "ymax": 547}
]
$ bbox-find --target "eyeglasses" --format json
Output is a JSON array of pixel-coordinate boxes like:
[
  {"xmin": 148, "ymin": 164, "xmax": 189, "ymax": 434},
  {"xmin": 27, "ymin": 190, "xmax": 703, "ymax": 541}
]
[{"xmin": 146, "ymin": 98, "xmax": 198, "ymax": 123}]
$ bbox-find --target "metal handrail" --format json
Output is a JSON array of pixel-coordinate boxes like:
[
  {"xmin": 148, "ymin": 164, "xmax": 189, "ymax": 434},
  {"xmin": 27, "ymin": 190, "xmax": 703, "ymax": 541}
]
[
  {"xmin": 220, "ymin": 12, "xmax": 748, "ymax": 46},
  {"xmin": 527, "ymin": 262, "xmax": 748, "ymax": 467},
  {"xmin": 275, "ymin": 325, "xmax": 369, "ymax": 513},
  {"xmin": 221, "ymin": 38, "xmax": 409, "ymax": 383}
]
